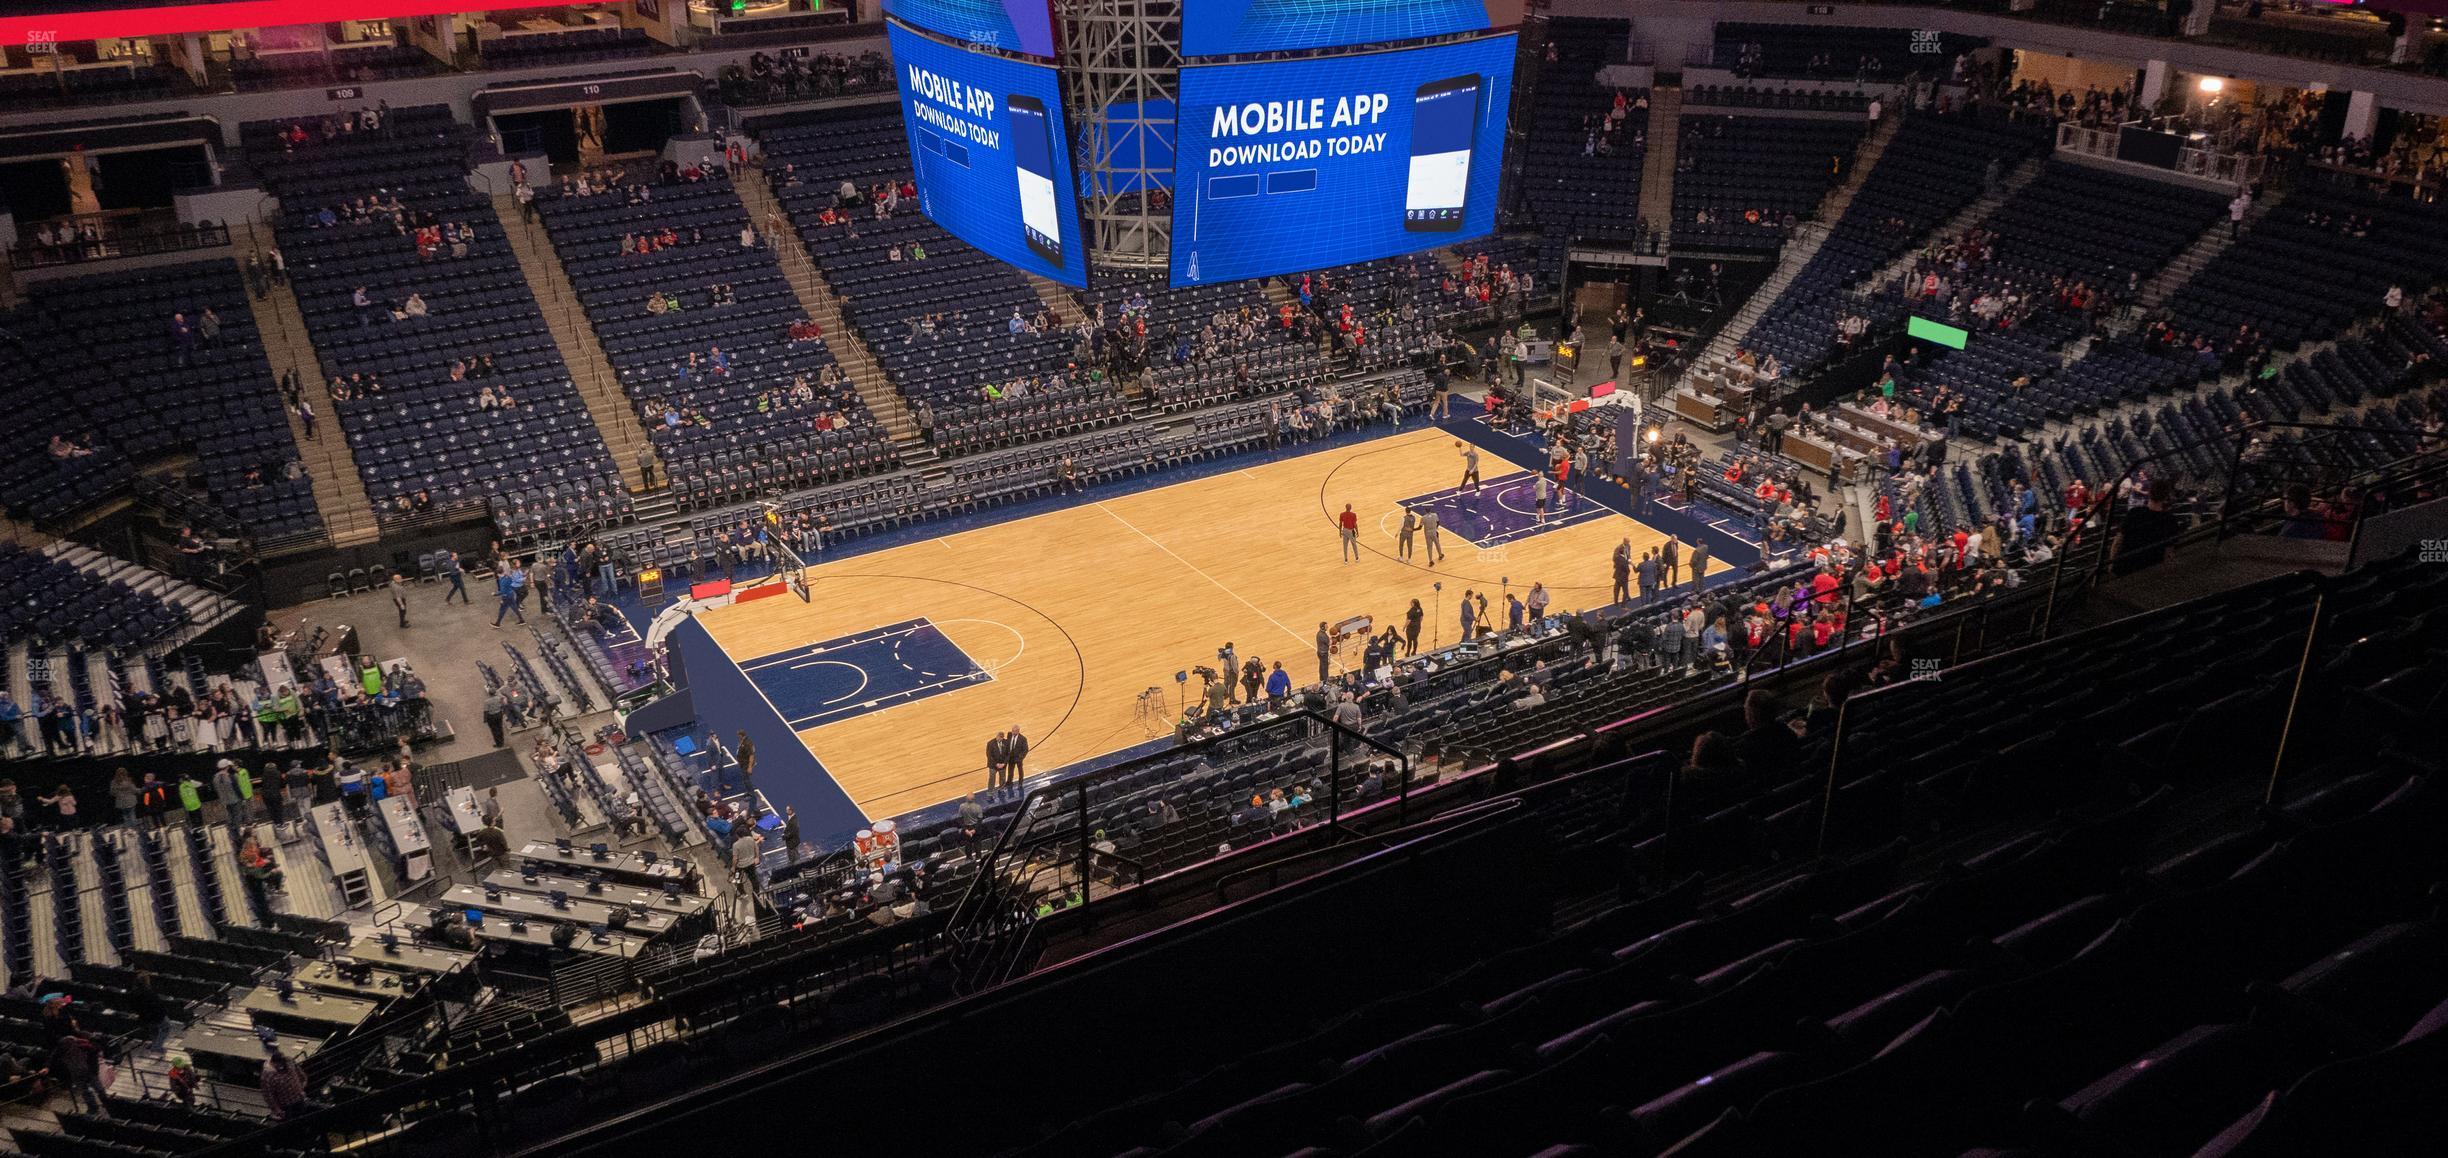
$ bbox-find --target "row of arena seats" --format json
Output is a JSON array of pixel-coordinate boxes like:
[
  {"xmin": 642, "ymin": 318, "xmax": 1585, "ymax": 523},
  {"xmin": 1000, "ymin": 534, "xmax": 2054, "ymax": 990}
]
[
  {"xmin": 1671, "ymin": 115, "xmax": 1865, "ymax": 254},
  {"xmin": 29, "ymin": 260, "xmax": 325, "ymax": 540},
  {"xmin": 989, "ymin": 549, "xmax": 2448, "ymax": 1158},
  {"xmin": 531, "ymin": 166, "xmax": 893, "ymax": 496},
  {"xmin": 1743, "ymin": 109, "xmax": 2051, "ymax": 375},
  {"xmin": 1513, "ymin": 19, "xmax": 1647, "ymax": 245},
  {"xmin": 1886, "ymin": 160, "xmax": 2230, "ymax": 441},
  {"xmin": 240, "ymin": 104, "xmax": 625, "ymax": 526},
  {"xmin": 1711, "ymin": 22, "xmax": 1982, "ymax": 81},
  {"xmin": 2167, "ymin": 177, "xmax": 2448, "ymax": 348}
]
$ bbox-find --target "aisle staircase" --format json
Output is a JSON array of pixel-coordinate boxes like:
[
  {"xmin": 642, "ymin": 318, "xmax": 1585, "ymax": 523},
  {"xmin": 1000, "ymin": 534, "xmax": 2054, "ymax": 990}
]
[
  {"xmin": 1029, "ymin": 274, "xmax": 1088, "ymax": 327},
  {"xmin": 2120, "ymin": 189, "xmax": 2282, "ymax": 326},
  {"xmin": 491, "ymin": 193, "xmax": 654, "ymax": 494},
  {"xmin": 234, "ymin": 223, "xmax": 381, "ymax": 548},
  {"xmin": 1699, "ymin": 111, "xmax": 1905, "ymax": 362},
  {"xmin": 730, "ymin": 168, "xmax": 922, "ymax": 458},
  {"xmin": 1636, "ymin": 85, "xmax": 1683, "ymax": 240},
  {"xmin": 1862, "ymin": 154, "xmax": 2046, "ymax": 299}
]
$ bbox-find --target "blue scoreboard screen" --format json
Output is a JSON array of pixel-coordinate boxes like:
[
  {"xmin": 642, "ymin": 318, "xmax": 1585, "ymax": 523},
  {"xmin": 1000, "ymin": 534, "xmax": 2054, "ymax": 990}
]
[
  {"xmin": 1182, "ymin": 0, "xmax": 1498, "ymax": 58},
  {"xmin": 881, "ymin": 0, "xmax": 1057, "ymax": 58},
  {"xmin": 1169, "ymin": 35, "xmax": 1515, "ymax": 287},
  {"xmin": 886, "ymin": 22, "xmax": 1089, "ymax": 287}
]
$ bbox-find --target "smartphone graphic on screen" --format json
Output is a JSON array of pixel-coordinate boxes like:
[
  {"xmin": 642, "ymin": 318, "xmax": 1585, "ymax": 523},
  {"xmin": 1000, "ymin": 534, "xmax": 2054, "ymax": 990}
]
[
  {"xmin": 1008, "ymin": 94, "xmax": 1064, "ymax": 265},
  {"xmin": 1405, "ymin": 74, "xmax": 1482, "ymax": 232}
]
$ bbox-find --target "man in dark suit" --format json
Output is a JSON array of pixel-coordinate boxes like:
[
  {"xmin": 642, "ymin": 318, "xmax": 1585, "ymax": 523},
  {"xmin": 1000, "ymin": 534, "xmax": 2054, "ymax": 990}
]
[
  {"xmin": 985, "ymin": 732, "xmax": 1008, "ymax": 794},
  {"xmin": 1002, "ymin": 725, "xmax": 1029, "ymax": 792},
  {"xmin": 1612, "ymin": 538, "xmax": 1632, "ymax": 604}
]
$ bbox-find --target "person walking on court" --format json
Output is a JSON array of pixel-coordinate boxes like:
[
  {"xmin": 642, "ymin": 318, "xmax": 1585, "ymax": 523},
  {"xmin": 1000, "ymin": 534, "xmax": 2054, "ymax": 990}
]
[
  {"xmin": 1689, "ymin": 539, "xmax": 1711, "ymax": 592},
  {"xmin": 1398, "ymin": 507, "xmax": 1418, "ymax": 560},
  {"xmin": 492, "ymin": 563, "xmax": 526, "ymax": 627},
  {"xmin": 1421, "ymin": 508, "xmax": 1444, "ymax": 566},
  {"xmin": 1339, "ymin": 503, "xmax": 1361, "ymax": 563},
  {"xmin": 1315, "ymin": 622, "xmax": 1332, "ymax": 683},
  {"xmin": 441, "ymin": 550, "xmax": 469, "ymax": 604},
  {"xmin": 1612, "ymin": 538, "xmax": 1633, "ymax": 603},
  {"xmin": 389, "ymin": 572, "xmax": 411, "ymax": 628},
  {"xmin": 1404, "ymin": 599, "xmax": 1424, "ymax": 655},
  {"xmin": 1661, "ymin": 536, "xmax": 1681, "ymax": 586},
  {"xmin": 1457, "ymin": 442, "xmax": 1481, "ymax": 491}
]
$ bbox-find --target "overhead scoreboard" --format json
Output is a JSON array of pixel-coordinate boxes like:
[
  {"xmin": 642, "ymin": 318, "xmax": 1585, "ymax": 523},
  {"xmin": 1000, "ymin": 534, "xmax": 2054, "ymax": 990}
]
[
  {"xmin": 881, "ymin": 0, "xmax": 1518, "ymax": 289},
  {"xmin": 1169, "ymin": 33, "xmax": 1515, "ymax": 286},
  {"xmin": 883, "ymin": 16, "xmax": 1090, "ymax": 287}
]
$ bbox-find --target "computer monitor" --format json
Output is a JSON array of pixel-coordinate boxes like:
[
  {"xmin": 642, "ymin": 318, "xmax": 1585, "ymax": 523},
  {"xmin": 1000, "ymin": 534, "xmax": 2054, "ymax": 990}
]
[
  {"xmin": 509, "ymin": 916, "xmax": 529, "ymax": 933},
  {"xmin": 378, "ymin": 931, "xmax": 401, "ymax": 952},
  {"xmin": 556, "ymin": 837, "xmax": 573, "ymax": 855},
  {"xmin": 661, "ymin": 881, "xmax": 682, "ymax": 901},
  {"xmin": 589, "ymin": 841, "xmax": 610, "ymax": 860},
  {"xmin": 586, "ymin": 871, "xmax": 605, "ymax": 894},
  {"xmin": 464, "ymin": 909, "xmax": 485, "ymax": 928},
  {"xmin": 588, "ymin": 923, "xmax": 609, "ymax": 942},
  {"xmin": 484, "ymin": 885, "xmax": 502, "ymax": 902},
  {"xmin": 549, "ymin": 890, "xmax": 569, "ymax": 910},
  {"xmin": 521, "ymin": 865, "xmax": 540, "ymax": 884},
  {"xmin": 275, "ymin": 976, "xmax": 296, "ymax": 1001},
  {"xmin": 640, "ymin": 850, "xmax": 658, "ymax": 866}
]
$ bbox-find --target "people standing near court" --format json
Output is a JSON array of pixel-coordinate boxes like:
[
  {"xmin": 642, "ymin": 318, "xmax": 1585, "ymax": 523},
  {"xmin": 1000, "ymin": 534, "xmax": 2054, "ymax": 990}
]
[
  {"xmin": 1689, "ymin": 539, "xmax": 1711, "ymax": 592},
  {"xmin": 1661, "ymin": 536, "xmax": 1681, "ymax": 586},
  {"xmin": 1533, "ymin": 473, "xmax": 1551, "ymax": 522},
  {"xmin": 733, "ymin": 729, "xmax": 756, "ymax": 792},
  {"xmin": 1636, "ymin": 549, "xmax": 1661, "ymax": 603},
  {"xmin": 1266, "ymin": 661, "xmax": 1292, "ymax": 708},
  {"xmin": 441, "ymin": 551, "xmax": 469, "ymax": 604},
  {"xmin": 1339, "ymin": 503, "xmax": 1361, "ymax": 563},
  {"xmin": 1459, "ymin": 590, "xmax": 1477, "ymax": 639},
  {"xmin": 985, "ymin": 730, "xmax": 1009, "ymax": 794},
  {"xmin": 1315, "ymin": 622, "xmax": 1332, "ymax": 683},
  {"xmin": 1398, "ymin": 507, "xmax": 1418, "ymax": 560},
  {"xmin": 1420, "ymin": 508, "xmax": 1444, "ymax": 566},
  {"xmin": 492, "ymin": 563, "xmax": 527, "ymax": 627},
  {"xmin": 1613, "ymin": 538, "xmax": 1633, "ymax": 603},
  {"xmin": 1404, "ymin": 599, "xmax": 1424, "ymax": 655},
  {"xmin": 482, "ymin": 688, "xmax": 507, "ymax": 747},
  {"xmin": 389, "ymin": 572, "xmax": 410, "ymax": 628},
  {"xmin": 1002, "ymin": 725, "xmax": 1029, "ymax": 787}
]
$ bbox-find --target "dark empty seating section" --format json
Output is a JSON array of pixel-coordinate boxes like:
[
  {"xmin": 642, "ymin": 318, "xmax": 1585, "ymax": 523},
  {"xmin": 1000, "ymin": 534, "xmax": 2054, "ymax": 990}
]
[
  {"xmin": 241, "ymin": 105, "xmax": 622, "ymax": 523},
  {"xmin": 1513, "ymin": 19, "xmax": 1645, "ymax": 247},
  {"xmin": 1712, "ymin": 23, "xmax": 1979, "ymax": 81},
  {"xmin": 0, "ymin": 309, "xmax": 139, "ymax": 523},
  {"xmin": 477, "ymin": 25, "xmax": 666, "ymax": 68},
  {"xmin": 1672, "ymin": 115, "xmax": 1864, "ymax": 253},
  {"xmin": 31, "ymin": 261, "xmax": 325, "ymax": 540},
  {"xmin": 0, "ymin": 543, "xmax": 187, "ymax": 650},
  {"xmin": 1005, "ymin": 554, "xmax": 2448, "ymax": 1158},
  {"xmin": 2168, "ymin": 178, "xmax": 2448, "ymax": 348}
]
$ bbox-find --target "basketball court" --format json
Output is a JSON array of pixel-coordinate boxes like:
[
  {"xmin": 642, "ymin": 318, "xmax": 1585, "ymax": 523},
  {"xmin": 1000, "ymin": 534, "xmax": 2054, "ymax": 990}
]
[{"xmin": 689, "ymin": 423, "xmax": 1697, "ymax": 822}]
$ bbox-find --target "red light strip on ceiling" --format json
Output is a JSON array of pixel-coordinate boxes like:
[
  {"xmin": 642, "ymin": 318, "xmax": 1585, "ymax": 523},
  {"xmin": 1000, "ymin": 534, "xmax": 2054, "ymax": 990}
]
[{"xmin": 0, "ymin": 1, "xmax": 488, "ymax": 48}]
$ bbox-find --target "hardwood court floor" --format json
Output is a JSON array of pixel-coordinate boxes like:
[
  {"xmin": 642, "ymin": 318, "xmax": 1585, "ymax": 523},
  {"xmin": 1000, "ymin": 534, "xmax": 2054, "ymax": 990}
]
[{"xmin": 694, "ymin": 426, "xmax": 1678, "ymax": 819}]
